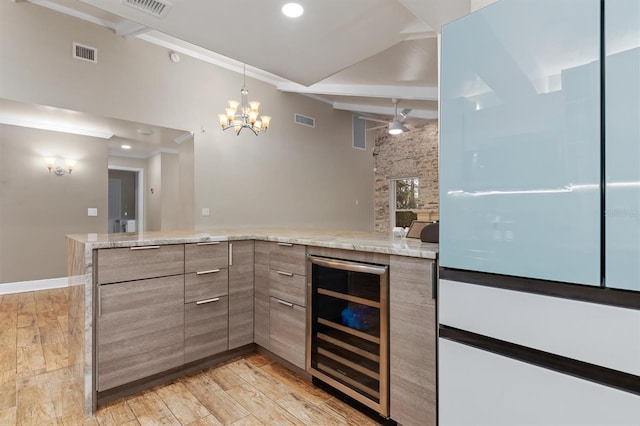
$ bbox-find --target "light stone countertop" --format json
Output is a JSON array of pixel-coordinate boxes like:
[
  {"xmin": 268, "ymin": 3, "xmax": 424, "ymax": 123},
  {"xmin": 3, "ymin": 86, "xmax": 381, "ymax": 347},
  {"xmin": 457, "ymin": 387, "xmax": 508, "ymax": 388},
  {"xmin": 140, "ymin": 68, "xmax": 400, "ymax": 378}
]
[{"xmin": 67, "ymin": 228, "xmax": 438, "ymax": 259}]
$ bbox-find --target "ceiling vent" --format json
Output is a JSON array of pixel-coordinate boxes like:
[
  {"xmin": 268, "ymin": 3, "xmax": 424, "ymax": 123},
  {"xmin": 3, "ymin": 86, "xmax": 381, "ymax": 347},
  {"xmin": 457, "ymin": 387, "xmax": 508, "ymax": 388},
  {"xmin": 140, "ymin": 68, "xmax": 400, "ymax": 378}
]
[
  {"xmin": 294, "ymin": 113, "xmax": 315, "ymax": 128},
  {"xmin": 72, "ymin": 42, "xmax": 97, "ymax": 63},
  {"xmin": 122, "ymin": 0, "xmax": 172, "ymax": 18}
]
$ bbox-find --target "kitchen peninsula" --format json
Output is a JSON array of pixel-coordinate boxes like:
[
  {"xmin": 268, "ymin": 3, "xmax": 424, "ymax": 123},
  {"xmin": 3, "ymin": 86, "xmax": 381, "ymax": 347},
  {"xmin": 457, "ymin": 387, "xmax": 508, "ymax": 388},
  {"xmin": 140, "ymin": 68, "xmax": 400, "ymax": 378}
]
[{"xmin": 67, "ymin": 229, "xmax": 438, "ymax": 425}]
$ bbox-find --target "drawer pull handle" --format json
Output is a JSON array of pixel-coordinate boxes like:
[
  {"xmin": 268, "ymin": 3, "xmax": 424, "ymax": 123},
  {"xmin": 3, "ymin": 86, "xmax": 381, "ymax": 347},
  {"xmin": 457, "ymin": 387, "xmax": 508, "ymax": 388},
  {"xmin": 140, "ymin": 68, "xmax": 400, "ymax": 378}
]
[
  {"xmin": 277, "ymin": 242, "xmax": 294, "ymax": 247},
  {"xmin": 276, "ymin": 299, "xmax": 294, "ymax": 307},
  {"xmin": 276, "ymin": 270, "xmax": 294, "ymax": 277},
  {"xmin": 197, "ymin": 241, "xmax": 220, "ymax": 246},
  {"xmin": 197, "ymin": 269, "xmax": 221, "ymax": 275},
  {"xmin": 196, "ymin": 297, "xmax": 220, "ymax": 305},
  {"xmin": 130, "ymin": 245, "xmax": 160, "ymax": 250}
]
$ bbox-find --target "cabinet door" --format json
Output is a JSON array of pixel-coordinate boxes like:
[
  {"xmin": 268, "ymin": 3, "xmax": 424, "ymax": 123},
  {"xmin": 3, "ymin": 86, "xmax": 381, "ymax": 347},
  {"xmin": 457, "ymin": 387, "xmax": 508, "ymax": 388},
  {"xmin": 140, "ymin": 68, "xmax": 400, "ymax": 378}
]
[
  {"xmin": 97, "ymin": 275, "xmax": 184, "ymax": 391},
  {"xmin": 440, "ymin": 0, "xmax": 601, "ymax": 285},
  {"xmin": 185, "ymin": 296, "xmax": 228, "ymax": 363},
  {"xmin": 389, "ymin": 256, "xmax": 436, "ymax": 426},
  {"xmin": 185, "ymin": 242, "xmax": 228, "ymax": 273},
  {"xmin": 97, "ymin": 244, "xmax": 184, "ymax": 284},
  {"xmin": 229, "ymin": 241, "xmax": 255, "ymax": 349},
  {"xmin": 270, "ymin": 297, "xmax": 306, "ymax": 369},
  {"xmin": 605, "ymin": 0, "xmax": 640, "ymax": 291},
  {"xmin": 254, "ymin": 241, "xmax": 270, "ymax": 349},
  {"xmin": 185, "ymin": 269, "xmax": 228, "ymax": 303}
]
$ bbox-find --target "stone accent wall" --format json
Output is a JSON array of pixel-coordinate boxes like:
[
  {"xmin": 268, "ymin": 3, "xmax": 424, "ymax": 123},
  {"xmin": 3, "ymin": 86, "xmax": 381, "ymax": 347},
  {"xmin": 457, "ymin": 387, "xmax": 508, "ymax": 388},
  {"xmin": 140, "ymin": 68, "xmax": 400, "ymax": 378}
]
[{"xmin": 374, "ymin": 122, "xmax": 439, "ymax": 233}]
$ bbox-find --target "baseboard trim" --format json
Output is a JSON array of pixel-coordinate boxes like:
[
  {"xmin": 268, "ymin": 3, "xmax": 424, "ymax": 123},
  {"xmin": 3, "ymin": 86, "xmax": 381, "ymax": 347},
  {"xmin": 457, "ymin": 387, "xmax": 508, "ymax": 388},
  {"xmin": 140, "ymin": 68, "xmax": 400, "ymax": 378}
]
[{"xmin": 0, "ymin": 277, "xmax": 69, "ymax": 295}]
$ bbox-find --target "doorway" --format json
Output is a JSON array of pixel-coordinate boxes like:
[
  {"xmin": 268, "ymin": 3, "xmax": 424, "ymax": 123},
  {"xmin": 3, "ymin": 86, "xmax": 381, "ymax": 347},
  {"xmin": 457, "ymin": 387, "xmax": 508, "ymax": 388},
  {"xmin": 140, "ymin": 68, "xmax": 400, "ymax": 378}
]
[{"xmin": 108, "ymin": 167, "xmax": 144, "ymax": 233}]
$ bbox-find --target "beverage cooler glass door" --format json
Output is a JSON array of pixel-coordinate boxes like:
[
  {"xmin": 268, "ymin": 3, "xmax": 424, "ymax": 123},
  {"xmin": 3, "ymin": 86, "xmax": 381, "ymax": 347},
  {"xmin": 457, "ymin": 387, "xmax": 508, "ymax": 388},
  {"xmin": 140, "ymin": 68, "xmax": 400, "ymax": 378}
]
[
  {"xmin": 605, "ymin": 0, "xmax": 640, "ymax": 291},
  {"xmin": 439, "ymin": 0, "xmax": 601, "ymax": 286}
]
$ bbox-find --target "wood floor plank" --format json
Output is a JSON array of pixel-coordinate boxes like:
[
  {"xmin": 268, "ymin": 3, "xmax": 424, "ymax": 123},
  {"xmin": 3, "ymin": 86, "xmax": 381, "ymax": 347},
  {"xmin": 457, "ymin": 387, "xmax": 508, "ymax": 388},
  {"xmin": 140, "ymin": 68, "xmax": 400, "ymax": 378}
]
[
  {"xmin": 0, "ymin": 327, "xmax": 17, "ymax": 347},
  {"xmin": 0, "ymin": 345, "xmax": 17, "ymax": 372},
  {"xmin": 50, "ymin": 379, "xmax": 83, "ymax": 418},
  {"xmin": 0, "ymin": 406, "xmax": 16, "ymax": 425},
  {"xmin": 16, "ymin": 325, "xmax": 40, "ymax": 347},
  {"xmin": 228, "ymin": 415, "xmax": 264, "ymax": 426},
  {"xmin": 206, "ymin": 365, "xmax": 246, "ymax": 391},
  {"xmin": 16, "ymin": 312, "xmax": 37, "ymax": 328},
  {"xmin": 0, "ymin": 381, "xmax": 16, "ymax": 410},
  {"xmin": 259, "ymin": 363, "xmax": 332, "ymax": 405},
  {"xmin": 182, "ymin": 372, "xmax": 249, "ymax": 426},
  {"xmin": 43, "ymin": 342, "xmax": 69, "ymax": 372},
  {"xmin": 322, "ymin": 397, "xmax": 383, "ymax": 426},
  {"xmin": 16, "ymin": 344, "xmax": 46, "ymax": 374},
  {"xmin": 185, "ymin": 414, "xmax": 224, "ymax": 426},
  {"xmin": 226, "ymin": 360, "xmax": 290, "ymax": 401},
  {"xmin": 243, "ymin": 353, "xmax": 272, "ymax": 368},
  {"xmin": 40, "ymin": 324, "xmax": 67, "ymax": 345},
  {"xmin": 94, "ymin": 399, "xmax": 137, "ymax": 426},
  {"xmin": 277, "ymin": 393, "xmax": 347, "ymax": 426},
  {"xmin": 126, "ymin": 390, "xmax": 181, "ymax": 426},
  {"xmin": 16, "ymin": 382, "xmax": 57, "ymax": 425},
  {"xmin": 227, "ymin": 383, "xmax": 302, "ymax": 426},
  {"xmin": 154, "ymin": 381, "xmax": 210, "ymax": 425}
]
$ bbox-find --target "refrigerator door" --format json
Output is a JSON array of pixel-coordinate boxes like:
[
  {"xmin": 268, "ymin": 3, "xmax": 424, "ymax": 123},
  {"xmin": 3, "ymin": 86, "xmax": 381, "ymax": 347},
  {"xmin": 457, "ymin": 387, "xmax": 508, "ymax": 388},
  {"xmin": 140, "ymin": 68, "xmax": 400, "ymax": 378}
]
[
  {"xmin": 605, "ymin": 0, "xmax": 640, "ymax": 291},
  {"xmin": 440, "ymin": 0, "xmax": 601, "ymax": 285}
]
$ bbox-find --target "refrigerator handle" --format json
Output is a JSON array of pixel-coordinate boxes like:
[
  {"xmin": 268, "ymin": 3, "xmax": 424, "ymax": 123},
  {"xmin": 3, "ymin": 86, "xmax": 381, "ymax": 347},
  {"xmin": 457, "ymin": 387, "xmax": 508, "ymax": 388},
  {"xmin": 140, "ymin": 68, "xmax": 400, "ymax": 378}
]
[{"xmin": 431, "ymin": 265, "xmax": 437, "ymax": 300}]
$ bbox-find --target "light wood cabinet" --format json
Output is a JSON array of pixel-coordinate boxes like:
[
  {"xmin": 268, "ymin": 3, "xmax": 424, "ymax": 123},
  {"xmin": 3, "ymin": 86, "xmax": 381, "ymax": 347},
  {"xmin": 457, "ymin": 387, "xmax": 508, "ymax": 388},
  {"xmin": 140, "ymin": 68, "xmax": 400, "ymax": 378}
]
[
  {"xmin": 185, "ymin": 241, "xmax": 228, "ymax": 273},
  {"xmin": 269, "ymin": 269, "xmax": 306, "ymax": 307},
  {"xmin": 254, "ymin": 241, "xmax": 271, "ymax": 349},
  {"xmin": 183, "ymin": 241, "xmax": 230, "ymax": 362},
  {"xmin": 228, "ymin": 241, "xmax": 254, "ymax": 349},
  {"xmin": 97, "ymin": 275, "xmax": 184, "ymax": 391},
  {"xmin": 389, "ymin": 255, "xmax": 436, "ymax": 426},
  {"xmin": 254, "ymin": 241, "xmax": 307, "ymax": 368},
  {"xmin": 269, "ymin": 297, "xmax": 306, "ymax": 369},
  {"xmin": 97, "ymin": 244, "xmax": 184, "ymax": 284},
  {"xmin": 185, "ymin": 296, "xmax": 228, "ymax": 363},
  {"xmin": 185, "ymin": 269, "xmax": 228, "ymax": 303}
]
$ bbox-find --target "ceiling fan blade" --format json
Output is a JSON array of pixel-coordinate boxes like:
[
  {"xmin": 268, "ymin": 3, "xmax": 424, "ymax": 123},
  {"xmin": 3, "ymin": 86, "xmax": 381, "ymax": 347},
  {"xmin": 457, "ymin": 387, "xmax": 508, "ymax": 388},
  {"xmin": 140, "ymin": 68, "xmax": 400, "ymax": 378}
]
[
  {"xmin": 358, "ymin": 116, "xmax": 388, "ymax": 124},
  {"xmin": 399, "ymin": 108, "xmax": 412, "ymax": 119},
  {"xmin": 366, "ymin": 124, "xmax": 389, "ymax": 131}
]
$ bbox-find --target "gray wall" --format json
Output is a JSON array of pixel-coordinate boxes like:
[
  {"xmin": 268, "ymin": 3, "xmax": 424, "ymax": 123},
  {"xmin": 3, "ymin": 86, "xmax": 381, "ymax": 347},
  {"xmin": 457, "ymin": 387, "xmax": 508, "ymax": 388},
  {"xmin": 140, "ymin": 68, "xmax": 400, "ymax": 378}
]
[{"xmin": 0, "ymin": 2, "xmax": 375, "ymax": 284}]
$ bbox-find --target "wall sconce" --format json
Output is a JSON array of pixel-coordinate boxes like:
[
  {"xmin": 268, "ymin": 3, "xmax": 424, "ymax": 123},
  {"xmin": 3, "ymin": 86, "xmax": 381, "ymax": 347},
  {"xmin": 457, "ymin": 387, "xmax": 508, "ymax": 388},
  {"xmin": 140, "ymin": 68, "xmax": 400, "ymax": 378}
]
[{"xmin": 46, "ymin": 158, "xmax": 76, "ymax": 176}]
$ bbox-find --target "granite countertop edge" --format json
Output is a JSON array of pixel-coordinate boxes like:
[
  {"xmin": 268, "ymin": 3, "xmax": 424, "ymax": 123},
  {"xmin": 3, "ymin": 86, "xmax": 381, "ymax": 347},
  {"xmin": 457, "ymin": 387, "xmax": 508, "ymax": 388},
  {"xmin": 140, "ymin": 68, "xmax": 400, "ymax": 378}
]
[{"xmin": 67, "ymin": 229, "xmax": 439, "ymax": 260}]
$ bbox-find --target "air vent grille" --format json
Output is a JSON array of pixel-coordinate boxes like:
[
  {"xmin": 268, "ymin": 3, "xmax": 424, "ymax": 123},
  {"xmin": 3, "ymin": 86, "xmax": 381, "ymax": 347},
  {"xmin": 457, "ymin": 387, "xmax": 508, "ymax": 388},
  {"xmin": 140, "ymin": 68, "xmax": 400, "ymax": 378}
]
[
  {"xmin": 122, "ymin": 0, "xmax": 172, "ymax": 17},
  {"xmin": 294, "ymin": 113, "xmax": 315, "ymax": 128},
  {"xmin": 72, "ymin": 42, "xmax": 97, "ymax": 63},
  {"xmin": 352, "ymin": 115, "xmax": 366, "ymax": 150}
]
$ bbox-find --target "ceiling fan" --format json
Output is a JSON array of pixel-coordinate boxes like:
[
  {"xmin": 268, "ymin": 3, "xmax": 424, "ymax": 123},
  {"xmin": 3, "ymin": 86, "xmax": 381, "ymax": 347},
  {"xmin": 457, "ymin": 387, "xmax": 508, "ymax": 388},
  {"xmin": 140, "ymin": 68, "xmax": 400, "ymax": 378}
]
[{"xmin": 359, "ymin": 98, "xmax": 412, "ymax": 135}]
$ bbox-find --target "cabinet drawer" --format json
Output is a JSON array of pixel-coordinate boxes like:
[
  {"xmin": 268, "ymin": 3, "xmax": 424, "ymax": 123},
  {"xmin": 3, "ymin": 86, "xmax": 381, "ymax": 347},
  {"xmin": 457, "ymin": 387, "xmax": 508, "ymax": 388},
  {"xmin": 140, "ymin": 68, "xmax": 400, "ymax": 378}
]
[
  {"xmin": 185, "ymin": 269, "xmax": 228, "ymax": 303},
  {"xmin": 97, "ymin": 244, "xmax": 184, "ymax": 284},
  {"xmin": 269, "ymin": 243, "xmax": 306, "ymax": 276},
  {"xmin": 185, "ymin": 242, "xmax": 228, "ymax": 273},
  {"xmin": 269, "ymin": 269, "xmax": 306, "ymax": 306},
  {"xmin": 270, "ymin": 297, "xmax": 306, "ymax": 369},
  {"xmin": 185, "ymin": 296, "xmax": 228, "ymax": 363},
  {"xmin": 97, "ymin": 275, "xmax": 184, "ymax": 391}
]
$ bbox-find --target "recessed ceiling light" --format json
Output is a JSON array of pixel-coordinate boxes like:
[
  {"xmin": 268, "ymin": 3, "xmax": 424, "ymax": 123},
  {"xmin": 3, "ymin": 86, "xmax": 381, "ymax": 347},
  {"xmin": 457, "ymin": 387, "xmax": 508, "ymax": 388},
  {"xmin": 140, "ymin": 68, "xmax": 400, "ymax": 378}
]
[
  {"xmin": 121, "ymin": 144, "xmax": 132, "ymax": 150},
  {"xmin": 282, "ymin": 3, "xmax": 303, "ymax": 18},
  {"xmin": 137, "ymin": 128, "xmax": 153, "ymax": 136}
]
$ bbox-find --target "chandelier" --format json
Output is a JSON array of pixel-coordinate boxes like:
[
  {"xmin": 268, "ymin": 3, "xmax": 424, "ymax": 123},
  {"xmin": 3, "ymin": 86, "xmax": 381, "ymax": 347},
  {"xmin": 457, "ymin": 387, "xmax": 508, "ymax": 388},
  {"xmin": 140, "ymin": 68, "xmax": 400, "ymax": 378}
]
[{"xmin": 218, "ymin": 64, "xmax": 271, "ymax": 136}]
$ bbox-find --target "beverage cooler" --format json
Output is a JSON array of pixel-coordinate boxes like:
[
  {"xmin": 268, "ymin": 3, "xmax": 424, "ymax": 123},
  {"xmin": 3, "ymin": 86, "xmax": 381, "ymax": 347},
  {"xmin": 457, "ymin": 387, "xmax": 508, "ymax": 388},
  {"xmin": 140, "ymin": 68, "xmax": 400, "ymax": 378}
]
[{"xmin": 438, "ymin": 0, "xmax": 640, "ymax": 424}]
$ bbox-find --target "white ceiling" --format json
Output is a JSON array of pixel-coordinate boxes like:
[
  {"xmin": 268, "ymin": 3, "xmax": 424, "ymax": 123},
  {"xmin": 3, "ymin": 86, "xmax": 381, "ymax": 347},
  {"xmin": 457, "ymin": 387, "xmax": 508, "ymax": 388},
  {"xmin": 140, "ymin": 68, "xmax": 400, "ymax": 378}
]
[
  {"xmin": 25, "ymin": 0, "xmax": 487, "ymax": 120},
  {"xmin": 9, "ymin": 0, "xmax": 495, "ymax": 156}
]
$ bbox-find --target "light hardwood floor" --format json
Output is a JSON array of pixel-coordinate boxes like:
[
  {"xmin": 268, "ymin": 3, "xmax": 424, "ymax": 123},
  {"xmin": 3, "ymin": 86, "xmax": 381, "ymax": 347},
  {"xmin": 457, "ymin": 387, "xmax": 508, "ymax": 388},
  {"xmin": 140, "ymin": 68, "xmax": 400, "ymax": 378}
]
[{"xmin": 0, "ymin": 288, "xmax": 383, "ymax": 425}]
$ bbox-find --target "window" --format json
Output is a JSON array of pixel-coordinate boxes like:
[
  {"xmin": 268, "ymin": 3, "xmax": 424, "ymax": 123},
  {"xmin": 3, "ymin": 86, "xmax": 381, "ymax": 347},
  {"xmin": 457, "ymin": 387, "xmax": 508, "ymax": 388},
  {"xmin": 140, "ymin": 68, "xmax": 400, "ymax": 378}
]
[{"xmin": 391, "ymin": 177, "xmax": 419, "ymax": 228}]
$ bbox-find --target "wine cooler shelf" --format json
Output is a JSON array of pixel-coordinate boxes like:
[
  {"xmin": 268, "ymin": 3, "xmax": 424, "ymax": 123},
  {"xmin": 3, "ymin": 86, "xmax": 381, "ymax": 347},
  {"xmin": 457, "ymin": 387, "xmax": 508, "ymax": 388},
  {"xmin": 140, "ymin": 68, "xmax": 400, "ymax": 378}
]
[{"xmin": 307, "ymin": 255, "xmax": 389, "ymax": 417}]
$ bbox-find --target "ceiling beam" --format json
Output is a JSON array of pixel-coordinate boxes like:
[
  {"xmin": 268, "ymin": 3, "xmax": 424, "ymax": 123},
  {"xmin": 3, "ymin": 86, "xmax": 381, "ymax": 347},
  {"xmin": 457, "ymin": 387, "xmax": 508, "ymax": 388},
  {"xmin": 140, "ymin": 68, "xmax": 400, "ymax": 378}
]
[
  {"xmin": 332, "ymin": 102, "xmax": 437, "ymax": 120},
  {"xmin": 277, "ymin": 82, "xmax": 438, "ymax": 101},
  {"xmin": 115, "ymin": 19, "xmax": 149, "ymax": 37}
]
